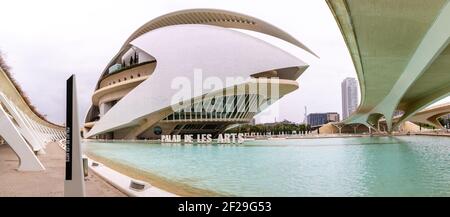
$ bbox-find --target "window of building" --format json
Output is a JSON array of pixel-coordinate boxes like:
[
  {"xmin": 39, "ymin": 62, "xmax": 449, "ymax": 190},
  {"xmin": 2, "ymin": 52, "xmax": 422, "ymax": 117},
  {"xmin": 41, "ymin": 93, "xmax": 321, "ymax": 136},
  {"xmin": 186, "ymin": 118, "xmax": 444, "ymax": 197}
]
[
  {"xmin": 137, "ymin": 73, "xmax": 141, "ymax": 77},
  {"xmin": 174, "ymin": 124, "xmax": 182, "ymax": 130},
  {"xmin": 131, "ymin": 75, "xmax": 134, "ymax": 79},
  {"xmin": 124, "ymin": 77, "xmax": 127, "ymax": 81}
]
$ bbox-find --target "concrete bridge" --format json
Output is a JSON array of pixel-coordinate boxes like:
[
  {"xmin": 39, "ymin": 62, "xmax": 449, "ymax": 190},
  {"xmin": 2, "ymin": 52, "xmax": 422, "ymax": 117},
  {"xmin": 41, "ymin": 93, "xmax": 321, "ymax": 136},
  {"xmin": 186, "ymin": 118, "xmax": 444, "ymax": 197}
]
[
  {"xmin": 327, "ymin": 0, "xmax": 450, "ymax": 132},
  {"xmin": 320, "ymin": 102, "xmax": 450, "ymax": 134},
  {"xmin": 396, "ymin": 103, "xmax": 450, "ymax": 129}
]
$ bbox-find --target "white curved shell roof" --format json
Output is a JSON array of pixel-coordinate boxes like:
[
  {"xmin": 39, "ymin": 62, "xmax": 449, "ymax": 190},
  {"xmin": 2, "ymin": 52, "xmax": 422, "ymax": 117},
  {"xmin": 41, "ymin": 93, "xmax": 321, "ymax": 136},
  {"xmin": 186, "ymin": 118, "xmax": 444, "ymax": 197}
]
[
  {"xmin": 96, "ymin": 8, "xmax": 317, "ymax": 84},
  {"xmin": 125, "ymin": 8, "xmax": 318, "ymax": 57},
  {"xmin": 87, "ymin": 24, "xmax": 308, "ymax": 137}
]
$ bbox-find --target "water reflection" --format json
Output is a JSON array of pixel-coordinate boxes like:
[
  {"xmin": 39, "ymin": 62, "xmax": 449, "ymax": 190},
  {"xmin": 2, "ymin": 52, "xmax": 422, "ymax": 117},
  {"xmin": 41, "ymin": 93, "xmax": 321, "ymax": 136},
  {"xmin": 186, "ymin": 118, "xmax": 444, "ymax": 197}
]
[{"xmin": 84, "ymin": 136, "xmax": 450, "ymax": 196}]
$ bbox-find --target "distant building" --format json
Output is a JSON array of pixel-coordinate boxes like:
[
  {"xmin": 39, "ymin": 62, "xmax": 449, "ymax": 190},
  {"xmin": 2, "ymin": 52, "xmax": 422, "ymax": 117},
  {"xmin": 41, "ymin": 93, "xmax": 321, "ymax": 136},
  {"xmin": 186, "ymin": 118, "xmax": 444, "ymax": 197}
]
[
  {"xmin": 327, "ymin": 113, "xmax": 340, "ymax": 123},
  {"xmin": 341, "ymin": 77, "xmax": 358, "ymax": 120},
  {"xmin": 263, "ymin": 119, "xmax": 295, "ymax": 127},
  {"xmin": 279, "ymin": 119, "xmax": 295, "ymax": 125},
  {"xmin": 307, "ymin": 112, "xmax": 340, "ymax": 128}
]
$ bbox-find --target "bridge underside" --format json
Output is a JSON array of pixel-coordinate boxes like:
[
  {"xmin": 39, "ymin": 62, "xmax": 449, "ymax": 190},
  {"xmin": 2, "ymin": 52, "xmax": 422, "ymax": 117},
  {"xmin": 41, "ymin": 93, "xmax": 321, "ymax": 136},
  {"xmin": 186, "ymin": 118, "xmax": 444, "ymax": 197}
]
[
  {"xmin": 396, "ymin": 103, "xmax": 450, "ymax": 129},
  {"xmin": 327, "ymin": 0, "xmax": 450, "ymax": 131},
  {"xmin": 321, "ymin": 102, "xmax": 450, "ymax": 135}
]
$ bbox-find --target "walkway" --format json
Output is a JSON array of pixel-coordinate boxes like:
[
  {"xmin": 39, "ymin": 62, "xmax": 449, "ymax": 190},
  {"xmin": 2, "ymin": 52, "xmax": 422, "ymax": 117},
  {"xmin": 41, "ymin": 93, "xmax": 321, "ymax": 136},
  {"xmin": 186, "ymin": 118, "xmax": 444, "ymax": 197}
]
[{"xmin": 0, "ymin": 142, "xmax": 125, "ymax": 196}]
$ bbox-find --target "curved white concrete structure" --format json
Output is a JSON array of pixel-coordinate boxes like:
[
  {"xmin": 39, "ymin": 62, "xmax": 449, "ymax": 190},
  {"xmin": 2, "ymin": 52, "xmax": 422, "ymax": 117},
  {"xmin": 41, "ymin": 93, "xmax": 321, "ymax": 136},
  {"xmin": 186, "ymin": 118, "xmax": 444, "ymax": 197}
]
[
  {"xmin": 327, "ymin": 0, "xmax": 450, "ymax": 132},
  {"xmin": 94, "ymin": 8, "xmax": 317, "ymax": 84},
  {"xmin": 0, "ymin": 59, "xmax": 65, "ymax": 171},
  {"xmin": 402, "ymin": 103, "xmax": 450, "ymax": 129},
  {"xmin": 85, "ymin": 9, "xmax": 314, "ymax": 140}
]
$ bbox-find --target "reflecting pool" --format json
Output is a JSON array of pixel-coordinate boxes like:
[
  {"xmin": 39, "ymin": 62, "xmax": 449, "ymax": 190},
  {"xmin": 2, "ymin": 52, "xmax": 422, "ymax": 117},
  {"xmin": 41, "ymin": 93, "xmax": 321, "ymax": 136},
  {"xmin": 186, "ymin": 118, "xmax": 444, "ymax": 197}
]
[{"xmin": 85, "ymin": 136, "xmax": 450, "ymax": 196}]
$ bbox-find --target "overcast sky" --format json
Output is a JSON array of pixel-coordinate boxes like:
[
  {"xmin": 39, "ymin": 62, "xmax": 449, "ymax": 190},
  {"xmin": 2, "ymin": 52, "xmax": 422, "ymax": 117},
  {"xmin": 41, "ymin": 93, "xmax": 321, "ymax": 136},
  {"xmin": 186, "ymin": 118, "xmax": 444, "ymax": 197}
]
[{"xmin": 1, "ymin": 0, "xmax": 448, "ymax": 125}]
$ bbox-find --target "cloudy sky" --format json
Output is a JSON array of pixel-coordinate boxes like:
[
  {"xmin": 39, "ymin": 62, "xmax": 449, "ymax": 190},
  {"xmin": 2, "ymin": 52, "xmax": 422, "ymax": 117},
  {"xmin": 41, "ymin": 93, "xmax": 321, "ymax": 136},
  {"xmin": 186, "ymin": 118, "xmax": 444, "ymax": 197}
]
[{"xmin": 1, "ymin": 0, "xmax": 447, "ymax": 125}]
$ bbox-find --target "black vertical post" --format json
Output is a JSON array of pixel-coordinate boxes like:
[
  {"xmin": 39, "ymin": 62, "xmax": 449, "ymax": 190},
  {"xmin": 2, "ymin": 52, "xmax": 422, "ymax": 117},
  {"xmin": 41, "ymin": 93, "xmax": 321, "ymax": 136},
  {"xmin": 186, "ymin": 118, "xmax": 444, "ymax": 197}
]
[{"xmin": 65, "ymin": 75, "xmax": 73, "ymax": 180}]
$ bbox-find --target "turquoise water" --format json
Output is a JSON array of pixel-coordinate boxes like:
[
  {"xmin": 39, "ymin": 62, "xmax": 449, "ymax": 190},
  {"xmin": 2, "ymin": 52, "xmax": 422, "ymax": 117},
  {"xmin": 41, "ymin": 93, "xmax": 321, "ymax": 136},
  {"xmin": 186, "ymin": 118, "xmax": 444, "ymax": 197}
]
[{"xmin": 84, "ymin": 136, "xmax": 450, "ymax": 196}]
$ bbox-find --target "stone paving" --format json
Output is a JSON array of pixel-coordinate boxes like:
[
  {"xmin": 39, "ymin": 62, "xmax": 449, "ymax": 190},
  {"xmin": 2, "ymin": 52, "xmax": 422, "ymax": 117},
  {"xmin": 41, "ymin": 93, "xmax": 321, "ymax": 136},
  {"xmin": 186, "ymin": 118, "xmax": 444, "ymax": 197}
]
[{"xmin": 0, "ymin": 142, "xmax": 125, "ymax": 197}]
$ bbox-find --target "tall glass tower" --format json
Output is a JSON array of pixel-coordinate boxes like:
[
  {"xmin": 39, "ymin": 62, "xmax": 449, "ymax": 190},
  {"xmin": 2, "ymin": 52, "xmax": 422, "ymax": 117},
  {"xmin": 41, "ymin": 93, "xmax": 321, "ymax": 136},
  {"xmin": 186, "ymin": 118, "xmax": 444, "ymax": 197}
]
[{"xmin": 341, "ymin": 77, "xmax": 358, "ymax": 120}]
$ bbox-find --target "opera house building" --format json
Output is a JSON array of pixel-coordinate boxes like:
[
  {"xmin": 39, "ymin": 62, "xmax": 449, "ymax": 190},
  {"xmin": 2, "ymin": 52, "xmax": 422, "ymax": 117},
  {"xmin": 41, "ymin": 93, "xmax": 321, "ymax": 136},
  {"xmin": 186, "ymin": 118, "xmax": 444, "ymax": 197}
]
[{"xmin": 84, "ymin": 9, "xmax": 315, "ymax": 140}]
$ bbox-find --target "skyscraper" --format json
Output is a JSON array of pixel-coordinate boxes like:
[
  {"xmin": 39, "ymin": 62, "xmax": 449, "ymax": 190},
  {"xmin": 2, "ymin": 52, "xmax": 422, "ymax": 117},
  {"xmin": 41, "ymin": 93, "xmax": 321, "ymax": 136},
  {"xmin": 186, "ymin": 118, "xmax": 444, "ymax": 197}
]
[{"xmin": 341, "ymin": 77, "xmax": 358, "ymax": 120}]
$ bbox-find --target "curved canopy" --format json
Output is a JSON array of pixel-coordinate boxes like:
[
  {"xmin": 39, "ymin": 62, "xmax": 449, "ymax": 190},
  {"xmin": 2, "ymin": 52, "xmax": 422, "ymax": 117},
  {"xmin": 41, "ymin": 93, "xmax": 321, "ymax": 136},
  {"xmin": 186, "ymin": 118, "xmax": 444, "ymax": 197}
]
[
  {"xmin": 124, "ymin": 8, "xmax": 318, "ymax": 57},
  {"xmin": 96, "ymin": 8, "xmax": 317, "ymax": 88},
  {"xmin": 0, "ymin": 56, "xmax": 62, "ymax": 129}
]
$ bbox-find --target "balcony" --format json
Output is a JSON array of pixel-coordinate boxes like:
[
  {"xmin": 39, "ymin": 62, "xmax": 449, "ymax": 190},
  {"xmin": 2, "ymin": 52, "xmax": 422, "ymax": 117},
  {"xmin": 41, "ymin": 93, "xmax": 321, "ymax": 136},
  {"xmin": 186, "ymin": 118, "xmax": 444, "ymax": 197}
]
[{"xmin": 99, "ymin": 61, "xmax": 156, "ymax": 89}]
